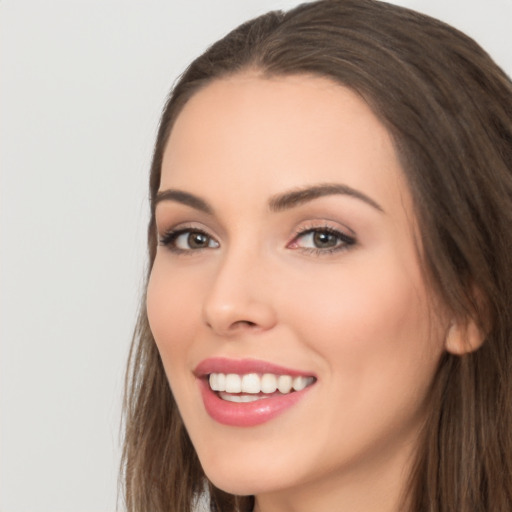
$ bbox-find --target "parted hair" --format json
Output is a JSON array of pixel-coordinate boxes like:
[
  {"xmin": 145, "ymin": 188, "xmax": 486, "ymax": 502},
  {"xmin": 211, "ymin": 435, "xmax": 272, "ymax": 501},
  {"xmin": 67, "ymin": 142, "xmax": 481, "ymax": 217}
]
[{"xmin": 121, "ymin": 1, "xmax": 512, "ymax": 511}]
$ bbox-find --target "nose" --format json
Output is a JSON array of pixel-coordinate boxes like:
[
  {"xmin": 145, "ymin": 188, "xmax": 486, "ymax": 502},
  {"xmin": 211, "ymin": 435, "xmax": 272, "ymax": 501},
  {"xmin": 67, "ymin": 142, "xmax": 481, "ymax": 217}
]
[{"xmin": 202, "ymin": 249, "xmax": 277, "ymax": 337}]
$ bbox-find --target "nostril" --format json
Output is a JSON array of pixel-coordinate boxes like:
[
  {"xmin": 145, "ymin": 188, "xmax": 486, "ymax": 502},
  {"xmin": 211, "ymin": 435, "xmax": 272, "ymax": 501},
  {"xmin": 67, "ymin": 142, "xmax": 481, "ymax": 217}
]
[{"xmin": 233, "ymin": 320, "xmax": 257, "ymax": 328}]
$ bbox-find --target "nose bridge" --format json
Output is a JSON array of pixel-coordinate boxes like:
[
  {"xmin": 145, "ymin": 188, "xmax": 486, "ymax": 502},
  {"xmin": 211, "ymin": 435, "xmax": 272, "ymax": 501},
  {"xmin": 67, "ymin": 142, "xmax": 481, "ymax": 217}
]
[{"xmin": 202, "ymin": 240, "xmax": 276, "ymax": 335}]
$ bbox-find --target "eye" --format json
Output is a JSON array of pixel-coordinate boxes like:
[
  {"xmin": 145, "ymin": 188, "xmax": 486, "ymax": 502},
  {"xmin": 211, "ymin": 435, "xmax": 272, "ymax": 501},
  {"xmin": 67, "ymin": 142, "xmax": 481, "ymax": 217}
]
[
  {"xmin": 159, "ymin": 228, "xmax": 220, "ymax": 253},
  {"xmin": 289, "ymin": 226, "xmax": 356, "ymax": 254}
]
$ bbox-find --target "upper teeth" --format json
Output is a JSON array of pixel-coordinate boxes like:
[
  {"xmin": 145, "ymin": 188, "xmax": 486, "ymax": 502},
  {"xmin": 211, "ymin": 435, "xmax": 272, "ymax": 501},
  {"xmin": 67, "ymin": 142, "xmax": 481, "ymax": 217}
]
[{"xmin": 209, "ymin": 373, "xmax": 314, "ymax": 394}]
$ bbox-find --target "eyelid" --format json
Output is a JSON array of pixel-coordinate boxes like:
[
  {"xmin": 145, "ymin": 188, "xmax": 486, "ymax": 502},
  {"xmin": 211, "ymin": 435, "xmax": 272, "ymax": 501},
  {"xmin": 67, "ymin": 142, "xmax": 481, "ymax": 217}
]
[
  {"xmin": 157, "ymin": 219, "xmax": 213, "ymax": 238},
  {"xmin": 290, "ymin": 219, "xmax": 355, "ymax": 238},
  {"xmin": 287, "ymin": 221, "xmax": 357, "ymax": 254},
  {"xmin": 158, "ymin": 223, "xmax": 220, "ymax": 253}
]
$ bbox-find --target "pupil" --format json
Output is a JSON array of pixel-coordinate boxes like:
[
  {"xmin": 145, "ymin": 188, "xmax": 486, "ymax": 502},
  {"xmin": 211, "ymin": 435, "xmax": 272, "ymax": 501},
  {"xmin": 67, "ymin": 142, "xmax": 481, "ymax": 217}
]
[
  {"xmin": 313, "ymin": 231, "xmax": 336, "ymax": 248},
  {"xmin": 189, "ymin": 232, "xmax": 208, "ymax": 248}
]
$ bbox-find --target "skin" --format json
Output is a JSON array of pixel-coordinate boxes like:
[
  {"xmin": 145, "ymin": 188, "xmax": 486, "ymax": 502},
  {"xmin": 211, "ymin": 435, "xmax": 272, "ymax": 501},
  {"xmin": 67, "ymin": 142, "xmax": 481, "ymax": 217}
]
[{"xmin": 147, "ymin": 73, "xmax": 453, "ymax": 512}]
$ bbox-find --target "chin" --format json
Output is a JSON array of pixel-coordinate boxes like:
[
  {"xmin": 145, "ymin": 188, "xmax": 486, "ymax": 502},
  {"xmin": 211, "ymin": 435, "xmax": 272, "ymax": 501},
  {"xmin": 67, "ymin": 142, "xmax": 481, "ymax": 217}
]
[
  {"xmin": 205, "ymin": 471, "xmax": 258, "ymax": 495},
  {"xmin": 207, "ymin": 476, "xmax": 258, "ymax": 496},
  {"xmin": 201, "ymin": 459, "xmax": 290, "ymax": 496}
]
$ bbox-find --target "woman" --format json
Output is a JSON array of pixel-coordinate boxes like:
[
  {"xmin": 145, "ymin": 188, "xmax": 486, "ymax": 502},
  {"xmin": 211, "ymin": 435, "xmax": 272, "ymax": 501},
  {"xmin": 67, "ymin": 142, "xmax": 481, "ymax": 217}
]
[{"xmin": 121, "ymin": 1, "xmax": 512, "ymax": 511}]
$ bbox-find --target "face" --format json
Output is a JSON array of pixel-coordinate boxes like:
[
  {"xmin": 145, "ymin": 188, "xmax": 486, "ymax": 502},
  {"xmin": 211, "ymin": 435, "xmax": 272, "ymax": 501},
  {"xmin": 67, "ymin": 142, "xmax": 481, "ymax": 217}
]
[{"xmin": 147, "ymin": 74, "xmax": 449, "ymax": 509}]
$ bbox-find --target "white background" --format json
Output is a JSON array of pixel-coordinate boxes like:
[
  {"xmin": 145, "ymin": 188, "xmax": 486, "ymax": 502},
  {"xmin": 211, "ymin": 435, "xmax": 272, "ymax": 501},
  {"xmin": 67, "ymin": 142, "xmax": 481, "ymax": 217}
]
[{"xmin": 1, "ymin": 1, "xmax": 511, "ymax": 511}]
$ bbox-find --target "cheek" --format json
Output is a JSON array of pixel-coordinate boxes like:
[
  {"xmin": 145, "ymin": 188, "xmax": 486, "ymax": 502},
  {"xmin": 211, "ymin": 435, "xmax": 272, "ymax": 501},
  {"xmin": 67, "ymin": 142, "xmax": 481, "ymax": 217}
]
[
  {"xmin": 287, "ymin": 252, "xmax": 444, "ymax": 393},
  {"xmin": 275, "ymin": 255, "xmax": 446, "ymax": 470},
  {"xmin": 146, "ymin": 258, "xmax": 203, "ymax": 365}
]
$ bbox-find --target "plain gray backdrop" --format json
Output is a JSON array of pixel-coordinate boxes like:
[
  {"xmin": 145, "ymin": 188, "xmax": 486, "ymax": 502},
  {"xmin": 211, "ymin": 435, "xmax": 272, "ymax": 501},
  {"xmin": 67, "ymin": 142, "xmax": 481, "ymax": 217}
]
[{"xmin": 1, "ymin": 1, "xmax": 511, "ymax": 511}]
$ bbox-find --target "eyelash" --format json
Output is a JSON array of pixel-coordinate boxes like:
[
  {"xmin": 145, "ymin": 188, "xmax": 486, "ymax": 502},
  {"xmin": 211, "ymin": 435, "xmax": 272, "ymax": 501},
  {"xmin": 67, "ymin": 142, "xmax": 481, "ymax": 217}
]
[
  {"xmin": 158, "ymin": 224, "xmax": 356, "ymax": 256},
  {"xmin": 159, "ymin": 226, "xmax": 217, "ymax": 254},
  {"xmin": 289, "ymin": 225, "xmax": 356, "ymax": 255}
]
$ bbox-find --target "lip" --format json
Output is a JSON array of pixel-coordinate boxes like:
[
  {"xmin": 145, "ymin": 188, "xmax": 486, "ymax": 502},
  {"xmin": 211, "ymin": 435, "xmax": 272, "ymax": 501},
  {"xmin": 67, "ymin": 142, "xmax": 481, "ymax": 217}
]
[
  {"xmin": 195, "ymin": 357, "xmax": 316, "ymax": 427},
  {"xmin": 194, "ymin": 357, "xmax": 316, "ymax": 378}
]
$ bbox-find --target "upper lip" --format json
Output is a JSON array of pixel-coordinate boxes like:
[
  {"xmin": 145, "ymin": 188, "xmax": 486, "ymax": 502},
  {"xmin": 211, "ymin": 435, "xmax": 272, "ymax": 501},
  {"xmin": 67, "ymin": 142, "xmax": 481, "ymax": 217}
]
[{"xmin": 194, "ymin": 357, "xmax": 316, "ymax": 378}]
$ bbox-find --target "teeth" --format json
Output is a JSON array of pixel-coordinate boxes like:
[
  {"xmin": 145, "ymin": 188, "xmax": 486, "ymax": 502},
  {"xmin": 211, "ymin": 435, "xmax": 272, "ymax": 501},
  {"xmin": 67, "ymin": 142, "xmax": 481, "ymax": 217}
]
[
  {"xmin": 219, "ymin": 392, "xmax": 270, "ymax": 403},
  {"xmin": 241, "ymin": 373, "xmax": 260, "ymax": 394},
  {"xmin": 261, "ymin": 373, "xmax": 277, "ymax": 393},
  {"xmin": 225, "ymin": 373, "xmax": 242, "ymax": 393},
  {"xmin": 208, "ymin": 372, "xmax": 315, "ymax": 395},
  {"xmin": 209, "ymin": 373, "xmax": 225, "ymax": 391},
  {"xmin": 292, "ymin": 376, "xmax": 309, "ymax": 391},
  {"xmin": 277, "ymin": 375, "xmax": 293, "ymax": 393}
]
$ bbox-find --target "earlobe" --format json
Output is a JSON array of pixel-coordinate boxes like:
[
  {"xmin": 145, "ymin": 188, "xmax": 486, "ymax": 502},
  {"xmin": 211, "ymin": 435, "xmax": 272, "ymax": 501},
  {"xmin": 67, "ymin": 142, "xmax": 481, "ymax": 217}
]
[{"xmin": 444, "ymin": 318, "xmax": 486, "ymax": 355}]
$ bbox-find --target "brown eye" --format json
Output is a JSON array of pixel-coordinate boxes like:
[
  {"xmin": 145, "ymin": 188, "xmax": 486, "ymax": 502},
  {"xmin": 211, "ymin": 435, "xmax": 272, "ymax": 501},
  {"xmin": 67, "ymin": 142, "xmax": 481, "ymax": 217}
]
[
  {"xmin": 312, "ymin": 231, "xmax": 339, "ymax": 248},
  {"xmin": 160, "ymin": 228, "xmax": 220, "ymax": 252},
  {"xmin": 290, "ymin": 227, "xmax": 356, "ymax": 254},
  {"xmin": 187, "ymin": 232, "xmax": 211, "ymax": 249}
]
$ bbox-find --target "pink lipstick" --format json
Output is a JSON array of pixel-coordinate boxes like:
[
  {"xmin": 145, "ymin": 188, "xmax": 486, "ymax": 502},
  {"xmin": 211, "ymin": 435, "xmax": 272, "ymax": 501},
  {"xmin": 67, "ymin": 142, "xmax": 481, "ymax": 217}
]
[{"xmin": 195, "ymin": 358, "xmax": 316, "ymax": 427}]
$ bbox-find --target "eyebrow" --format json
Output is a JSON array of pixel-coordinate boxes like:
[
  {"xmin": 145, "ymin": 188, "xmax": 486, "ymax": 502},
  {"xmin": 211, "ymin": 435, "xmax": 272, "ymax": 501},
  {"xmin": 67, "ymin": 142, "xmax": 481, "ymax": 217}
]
[
  {"xmin": 154, "ymin": 189, "xmax": 213, "ymax": 214},
  {"xmin": 268, "ymin": 183, "xmax": 384, "ymax": 213},
  {"xmin": 154, "ymin": 182, "xmax": 384, "ymax": 214}
]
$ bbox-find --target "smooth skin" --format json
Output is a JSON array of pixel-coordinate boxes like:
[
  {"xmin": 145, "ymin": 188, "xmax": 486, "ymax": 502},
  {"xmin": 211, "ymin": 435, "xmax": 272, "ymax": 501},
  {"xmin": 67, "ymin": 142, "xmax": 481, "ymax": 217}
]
[{"xmin": 147, "ymin": 73, "xmax": 467, "ymax": 512}]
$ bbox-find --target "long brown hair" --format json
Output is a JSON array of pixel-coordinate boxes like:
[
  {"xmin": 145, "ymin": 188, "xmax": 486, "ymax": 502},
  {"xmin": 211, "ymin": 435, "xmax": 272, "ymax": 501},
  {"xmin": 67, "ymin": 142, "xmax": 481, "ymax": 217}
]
[{"xmin": 121, "ymin": 1, "xmax": 512, "ymax": 510}]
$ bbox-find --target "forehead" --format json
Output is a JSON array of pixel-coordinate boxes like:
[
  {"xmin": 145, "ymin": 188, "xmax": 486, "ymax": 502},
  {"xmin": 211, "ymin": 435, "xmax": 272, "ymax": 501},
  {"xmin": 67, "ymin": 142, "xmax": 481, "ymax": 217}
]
[{"xmin": 160, "ymin": 73, "xmax": 411, "ymax": 218}]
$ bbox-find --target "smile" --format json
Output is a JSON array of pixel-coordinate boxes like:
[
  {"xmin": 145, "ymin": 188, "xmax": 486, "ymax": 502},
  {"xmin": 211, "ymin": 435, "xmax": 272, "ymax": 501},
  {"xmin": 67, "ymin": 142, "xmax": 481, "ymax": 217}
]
[
  {"xmin": 195, "ymin": 358, "xmax": 317, "ymax": 427},
  {"xmin": 209, "ymin": 372, "xmax": 315, "ymax": 397}
]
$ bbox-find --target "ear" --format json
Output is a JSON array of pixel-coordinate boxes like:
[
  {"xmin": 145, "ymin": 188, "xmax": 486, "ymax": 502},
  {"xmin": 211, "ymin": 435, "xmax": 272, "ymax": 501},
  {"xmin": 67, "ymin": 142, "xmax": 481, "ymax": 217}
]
[{"xmin": 444, "ymin": 317, "xmax": 486, "ymax": 355}]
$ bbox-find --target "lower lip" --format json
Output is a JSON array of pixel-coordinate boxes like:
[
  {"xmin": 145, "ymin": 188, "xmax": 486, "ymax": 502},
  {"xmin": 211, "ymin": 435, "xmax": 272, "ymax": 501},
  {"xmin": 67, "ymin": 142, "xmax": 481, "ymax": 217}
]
[{"xmin": 198, "ymin": 379, "xmax": 313, "ymax": 427}]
